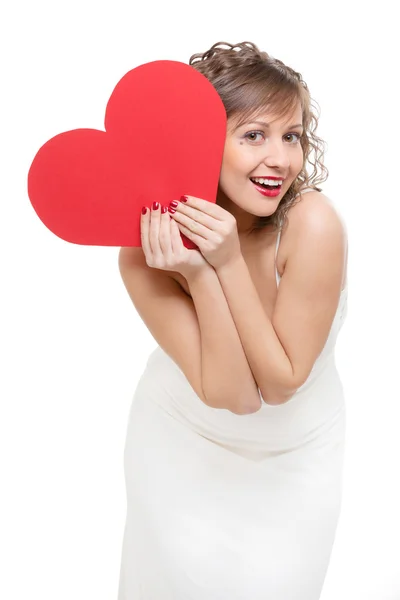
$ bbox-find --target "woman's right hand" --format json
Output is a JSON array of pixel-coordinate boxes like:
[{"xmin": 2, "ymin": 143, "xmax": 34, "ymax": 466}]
[{"xmin": 140, "ymin": 202, "xmax": 210, "ymax": 280}]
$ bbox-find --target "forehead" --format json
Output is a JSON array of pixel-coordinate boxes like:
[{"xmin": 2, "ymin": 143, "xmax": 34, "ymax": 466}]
[{"xmin": 230, "ymin": 100, "xmax": 303, "ymax": 131}]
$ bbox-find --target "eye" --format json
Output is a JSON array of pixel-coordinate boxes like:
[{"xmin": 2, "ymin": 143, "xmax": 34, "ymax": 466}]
[
  {"xmin": 285, "ymin": 132, "xmax": 302, "ymax": 144},
  {"xmin": 244, "ymin": 130, "xmax": 265, "ymax": 143}
]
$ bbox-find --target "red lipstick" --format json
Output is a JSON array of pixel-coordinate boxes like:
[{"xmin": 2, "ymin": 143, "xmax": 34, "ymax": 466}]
[{"xmin": 250, "ymin": 178, "xmax": 283, "ymax": 198}]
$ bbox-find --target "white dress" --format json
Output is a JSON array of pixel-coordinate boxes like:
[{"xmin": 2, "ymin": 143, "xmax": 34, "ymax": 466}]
[{"xmin": 117, "ymin": 193, "xmax": 348, "ymax": 599}]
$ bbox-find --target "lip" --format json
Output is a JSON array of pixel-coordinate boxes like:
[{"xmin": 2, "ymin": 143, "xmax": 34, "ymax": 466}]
[
  {"xmin": 250, "ymin": 176, "xmax": 284, "ymax": 181},
  {"xmin": 250, "ymin": 180, "xmax": 282, "ymax": 198}
]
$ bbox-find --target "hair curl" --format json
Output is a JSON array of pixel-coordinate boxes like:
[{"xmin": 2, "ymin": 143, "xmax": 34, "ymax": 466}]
[{"xmin": 189, "ymin": 41, "xmax": 328, "ymax": 235}]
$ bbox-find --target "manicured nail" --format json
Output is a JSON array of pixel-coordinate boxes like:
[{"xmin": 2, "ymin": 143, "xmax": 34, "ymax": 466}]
[
  {"xmin": 168, "ymin": 207, "xmax": 176, "ymax": 214},
  {"xmin": 142, "ymin": 206, "xmax": 147, "ymax": 215},
  {"xmin": 170, "ymin": 200, "xmax": 179, "ymax": 208},
  {"xmin": 152, "ymin": 201, "xmax": 159, "ymax": 210},
  {"xmin": 161, "ymin": 206, "xmax": 167, "ymax": 214},
  {"xmin": 180, "ymin": 195, "xmax": 188, "ymax": 203}
]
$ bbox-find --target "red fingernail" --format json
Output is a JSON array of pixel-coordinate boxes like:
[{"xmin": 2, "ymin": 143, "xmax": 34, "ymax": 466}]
[
  {"xmin": 168, "ymin": 207, "xmax": 176, "ymax": 214},
  {"xmin": 170, "ymin": 200, "xmax": 179, "ymax": 208},
  {"xmin": 152, "ymin": 201, "xmax": 159, "ymax": 210},
  {"xmin": 142, "ymin": 206, "xmax": 147, "ymax": 215},
  {"xmin": 180, "ymin": 195, "xmax": 188, "ymax": 203},
  {"xmin": 161, "ymin": 206, "xmax": 167, "ymax": 214}
]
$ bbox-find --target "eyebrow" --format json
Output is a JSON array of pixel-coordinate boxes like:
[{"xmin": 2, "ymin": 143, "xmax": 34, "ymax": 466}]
[{"xmin": 244, "ymin": 120, "xmax": 304, "ymax": 129}]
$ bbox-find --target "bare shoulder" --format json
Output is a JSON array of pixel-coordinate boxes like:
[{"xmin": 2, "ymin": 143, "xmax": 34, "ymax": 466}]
[
  {"xmin": 287, "ymin": 190, "xmax": 347, "ymax": 237},
  {"xmin": 283, "ymin": 190, "xmax": 348, "ymax": 286}
]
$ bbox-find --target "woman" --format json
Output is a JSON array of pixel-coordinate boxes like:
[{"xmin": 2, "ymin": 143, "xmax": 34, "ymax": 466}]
[{"xmin": 117, "ymin": 41, "xmax": 348, "ymax": 599}]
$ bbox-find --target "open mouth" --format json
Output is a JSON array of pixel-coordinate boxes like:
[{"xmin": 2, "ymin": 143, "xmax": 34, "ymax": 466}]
[
  {"xmin": 249, "ymin": 177, "xmax": 282, "ymax": 190},
  {"xmin": 249, "ymin": 178, "xmax": 283, "ymax": 197}
]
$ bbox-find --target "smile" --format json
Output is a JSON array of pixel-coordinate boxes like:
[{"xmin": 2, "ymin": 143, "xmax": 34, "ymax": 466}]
[{"xmin": 250, "ymin": 179, "xmax": 282, "ymax": 198}]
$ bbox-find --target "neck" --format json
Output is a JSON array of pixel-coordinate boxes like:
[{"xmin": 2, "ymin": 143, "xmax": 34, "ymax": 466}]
[{"xmin": 216, "ymin": 190, "xmax": 256, "ymax": 237}]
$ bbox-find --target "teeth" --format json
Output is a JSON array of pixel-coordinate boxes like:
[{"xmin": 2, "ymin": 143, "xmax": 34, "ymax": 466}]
[{"xmin": 251, "ymin": 177, "xmax": 283, "ymax": 186}]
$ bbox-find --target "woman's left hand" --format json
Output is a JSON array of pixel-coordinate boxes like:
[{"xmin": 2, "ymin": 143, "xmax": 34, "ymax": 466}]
[{"xmin": 168, "ymin": 195, "xmax": 242, "ymax": 270}]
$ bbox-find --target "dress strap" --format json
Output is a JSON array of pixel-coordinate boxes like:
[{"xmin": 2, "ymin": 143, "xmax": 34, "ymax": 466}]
[
  {"xmin": 294, "ymin": 186, "xmax": 317, "ymax": 198},
  {"xmin": 275, "ymin": 229, "xmax": 282, "ymax": 287},
  {"xmin": 275, "ymin": 188, "xmax": 316, "ymax": 288}
]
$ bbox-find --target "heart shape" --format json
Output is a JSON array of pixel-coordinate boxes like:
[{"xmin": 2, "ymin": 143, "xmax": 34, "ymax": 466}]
[{"xmin": 27, "ymin": 60, "xmax": 227, "ymax": 248}]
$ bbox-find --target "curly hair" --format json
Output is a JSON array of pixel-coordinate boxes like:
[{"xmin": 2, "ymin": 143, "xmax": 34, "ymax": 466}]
[{"xmin": 189, "ymin": 41, "xmax": 328, "ymax": 235}]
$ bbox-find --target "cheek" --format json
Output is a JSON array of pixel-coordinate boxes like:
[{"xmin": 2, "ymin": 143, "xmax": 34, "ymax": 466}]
[
  {"xmin": 292, "ymin": 147, "xmax": 304, "ymax": 172},
  {"xmin": 218, "ymin": 169, "xmax": 234, "ymax": 194},
  {"xmin": 221, "ymin": 145, "xmax": 241, "ymax": 169},
  {"xmin": 219, "ymin": 149, "xmax": 242, "ymax": 184}
]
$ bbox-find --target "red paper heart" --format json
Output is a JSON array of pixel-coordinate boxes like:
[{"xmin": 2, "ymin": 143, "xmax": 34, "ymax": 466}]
[{"xmin": 27, "ymin": 60, "xmax": 227, "ymax": 248}]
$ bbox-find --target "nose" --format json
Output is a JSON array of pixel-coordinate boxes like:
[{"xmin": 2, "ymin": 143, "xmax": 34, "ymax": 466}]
[{"xmin": 262, "ymin": 139, "xmax": 291, "ymax": 171}]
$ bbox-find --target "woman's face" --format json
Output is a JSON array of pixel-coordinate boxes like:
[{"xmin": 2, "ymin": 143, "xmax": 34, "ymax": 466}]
[{"xmin": 217, "ymin": 101, "xmax": 304, "ymax": 236}]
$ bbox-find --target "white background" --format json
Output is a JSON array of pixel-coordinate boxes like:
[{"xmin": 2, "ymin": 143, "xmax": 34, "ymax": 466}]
[{"xmin": 1, "ymin": 0, "xmax": 399, "ymax": 598}]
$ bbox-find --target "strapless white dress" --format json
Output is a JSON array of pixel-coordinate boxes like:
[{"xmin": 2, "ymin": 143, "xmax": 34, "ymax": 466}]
[{"xmin": 117, "ymin": 192, "xmax": 348, "ymax": 599}]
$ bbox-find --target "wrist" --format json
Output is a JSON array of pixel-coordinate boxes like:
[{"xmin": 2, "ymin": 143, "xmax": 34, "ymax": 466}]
[
  {"xmin": 185, "ymin": 262, "xmax": 215, "ymax": 285},
  {"xmin": 215, "ymin": 253, "xmax": 245, "ymax": 276}
]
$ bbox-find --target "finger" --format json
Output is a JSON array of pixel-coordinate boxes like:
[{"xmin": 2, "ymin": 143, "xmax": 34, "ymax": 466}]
[
  {"xmin": 159, "ymin": 207, "xmax": 173, "ymax": 258},
  {"xmin": 170, "ymin": 216, "xmax": 185, "ymax": 255},
  {"xmin": 175, "ymin": 220, "xmax": 202, "ymax": 246},
  {"xmin": 140, "ymin": 206, "xmax": 152, "ymax": 259},
  {"xmin": 180, "ymin": 195, "xmax": 226, "ymax": 221},
  {"xmin": 149, "ymin": 202, "xmax": 162, "ymax": 256},
  {"xmin": 172, "ymin": 199, "xmax": 224, "ymax": 236},
  {"xmin": 172, "ymin": 209, "xmax": 218, "ymax": 245},
  {"xmin": 171, "ymin": 209, "xmax": 213, "ymax": 239}
]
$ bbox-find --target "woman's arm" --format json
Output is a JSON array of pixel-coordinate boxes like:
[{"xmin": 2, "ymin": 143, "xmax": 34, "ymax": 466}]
[
  {"xmin": 185, "ymin": 264, "xmax": 262, "ymax": 414},
  {"xmin": 119, "ymin": 247, "xmax": 261, "ymax": 415},
  {"xmin": 214, "ymin": 195, "xmax": 347, "ymax": 405}
]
